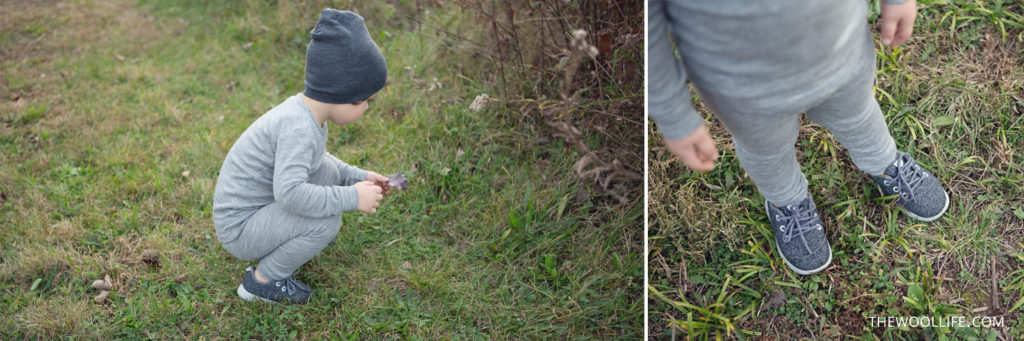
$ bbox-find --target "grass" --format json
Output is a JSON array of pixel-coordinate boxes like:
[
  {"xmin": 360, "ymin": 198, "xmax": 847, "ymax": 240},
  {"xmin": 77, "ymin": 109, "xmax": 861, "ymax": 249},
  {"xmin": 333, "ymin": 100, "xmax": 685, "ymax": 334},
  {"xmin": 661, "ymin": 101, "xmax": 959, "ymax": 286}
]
[
  {"xmin": 0, "ymin": 0, "xmax": 641, "ymax": 339},
  {"xmin": 648, "ymin": 0, "xmax": 1024, "ymax": 339}
]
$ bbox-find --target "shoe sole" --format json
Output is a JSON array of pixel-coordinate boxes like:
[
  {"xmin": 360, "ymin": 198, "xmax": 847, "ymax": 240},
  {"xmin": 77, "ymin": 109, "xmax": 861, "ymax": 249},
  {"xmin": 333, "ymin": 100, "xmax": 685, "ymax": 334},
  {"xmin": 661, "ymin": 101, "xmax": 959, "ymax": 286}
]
[
  {"xmin": 875, "ymin": 184, "xmax": 950, "ymax": 222},
  {"xmin": 237, "ymin": 283, "xmax": 277, "ymax": 303},
  {"xmin": 764, "ymin": 200, "xmax": 833, "ymax": 276}
]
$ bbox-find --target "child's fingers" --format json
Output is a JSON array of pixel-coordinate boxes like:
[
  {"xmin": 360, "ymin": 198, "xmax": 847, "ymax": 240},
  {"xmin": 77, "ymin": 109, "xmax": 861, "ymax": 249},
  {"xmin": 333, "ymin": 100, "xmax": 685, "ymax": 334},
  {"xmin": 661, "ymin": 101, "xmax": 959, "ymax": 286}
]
[
  {"xmin": 695, "ymin": 136, "xmax": 719, "ymax": 162},
  {"xmin": 681, "ymin": 147, "xmax": 715, "ymax": 171},
  {"xmin": 376, "ymin": 194, "xmax": 384, "ymax": 201},
  {"xmin": 880, "ymin": 16, "xmax": 898, "ymax": 46},
  {"xmin": 895, "ymin": 17, "xmax": 915, "ymax": 45}
]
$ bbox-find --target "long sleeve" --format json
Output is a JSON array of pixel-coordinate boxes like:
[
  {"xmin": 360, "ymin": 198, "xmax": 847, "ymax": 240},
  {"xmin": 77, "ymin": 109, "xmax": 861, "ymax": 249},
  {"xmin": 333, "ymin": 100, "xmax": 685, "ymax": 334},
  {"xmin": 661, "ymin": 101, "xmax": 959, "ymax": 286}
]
[
  {"xmin": 272, "ymin": 126, "xmax": 360, "ymax": 217},
  {"xmin": 647, "ymin": 1, "xmax": 703, "ymax": 140},
  {"xmin": 326, "ymin": 152, "xmax": 367, "ymax": 186}
]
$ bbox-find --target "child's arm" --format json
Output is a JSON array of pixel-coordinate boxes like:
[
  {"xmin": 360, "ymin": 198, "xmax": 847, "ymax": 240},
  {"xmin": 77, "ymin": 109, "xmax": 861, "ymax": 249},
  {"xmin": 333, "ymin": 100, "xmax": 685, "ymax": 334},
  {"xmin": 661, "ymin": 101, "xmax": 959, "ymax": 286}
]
[
  {"xmin": 325, "ymin": 152, "xmax": 368, "ymax": 186},
  {"xmin": 648, "ymin": 1, "xmax": 719, "ymax": 171},
  {"xmin": 879, "ymin": 0, "xmax": 917, "ymax": 47},
  {"xmin": 272, "ymin": 127, "xmax": 366, "ymax": 217}
]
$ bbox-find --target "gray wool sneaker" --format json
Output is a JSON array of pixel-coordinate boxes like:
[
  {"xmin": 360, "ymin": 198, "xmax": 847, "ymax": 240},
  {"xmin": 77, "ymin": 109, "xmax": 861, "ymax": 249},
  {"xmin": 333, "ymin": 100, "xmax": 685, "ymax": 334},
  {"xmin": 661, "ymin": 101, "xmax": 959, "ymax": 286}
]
[
  {"xmin": 237, "ymin": 266, "xmax": 312, "ymax": 304},
  {"xmin": 873, "ymin": 152, "xmax": 950, "ymax": 222},
  {"xmin": 765, "ymin": 195, "xmax": 832, "ymax": 275}
]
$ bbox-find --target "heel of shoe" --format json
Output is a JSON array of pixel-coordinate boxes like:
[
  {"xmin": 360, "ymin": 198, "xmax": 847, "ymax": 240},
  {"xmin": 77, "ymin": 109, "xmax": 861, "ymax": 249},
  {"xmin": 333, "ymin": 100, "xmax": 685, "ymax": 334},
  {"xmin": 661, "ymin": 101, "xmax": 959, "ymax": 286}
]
[{"xmin": 237, "ymin": 284, "xmax": 256, "ymax": 301}]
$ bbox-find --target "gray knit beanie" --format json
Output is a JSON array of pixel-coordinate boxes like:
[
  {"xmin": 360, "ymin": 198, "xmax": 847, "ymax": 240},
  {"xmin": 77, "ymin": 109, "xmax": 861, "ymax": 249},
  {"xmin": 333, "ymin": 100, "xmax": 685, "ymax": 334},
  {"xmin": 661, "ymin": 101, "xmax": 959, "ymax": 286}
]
[{"xmin": 303, "ymin": 9, "xmax": 388, "ymax": 104}]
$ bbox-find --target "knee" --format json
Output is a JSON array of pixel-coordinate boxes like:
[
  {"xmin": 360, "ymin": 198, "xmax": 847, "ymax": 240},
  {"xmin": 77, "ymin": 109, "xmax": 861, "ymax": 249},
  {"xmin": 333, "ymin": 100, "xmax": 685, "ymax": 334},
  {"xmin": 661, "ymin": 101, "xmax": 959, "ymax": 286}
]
[{"xmin": 308, "ymin": 215, "xmax": 342, "ymax": 240}]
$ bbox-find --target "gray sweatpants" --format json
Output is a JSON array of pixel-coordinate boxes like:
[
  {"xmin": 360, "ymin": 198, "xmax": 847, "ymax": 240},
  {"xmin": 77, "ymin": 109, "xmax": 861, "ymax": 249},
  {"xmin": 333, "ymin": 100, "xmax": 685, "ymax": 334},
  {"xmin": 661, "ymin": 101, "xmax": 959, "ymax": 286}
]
[
  {"xmin": 221, "ymin": 159, "xmax": 342, "ymax": 280},
  {"xmin": 703, "ymin": 43, "xmax": 898, "ymax": 207}
]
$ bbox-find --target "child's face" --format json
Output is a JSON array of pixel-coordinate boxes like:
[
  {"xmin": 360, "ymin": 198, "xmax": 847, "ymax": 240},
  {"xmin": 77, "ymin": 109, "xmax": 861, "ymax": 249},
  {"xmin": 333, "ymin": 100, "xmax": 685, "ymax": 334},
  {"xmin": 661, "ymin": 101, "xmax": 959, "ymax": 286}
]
[{"xmin": 327, "ymin": 96, "xmax": 372, "ymax": 125}]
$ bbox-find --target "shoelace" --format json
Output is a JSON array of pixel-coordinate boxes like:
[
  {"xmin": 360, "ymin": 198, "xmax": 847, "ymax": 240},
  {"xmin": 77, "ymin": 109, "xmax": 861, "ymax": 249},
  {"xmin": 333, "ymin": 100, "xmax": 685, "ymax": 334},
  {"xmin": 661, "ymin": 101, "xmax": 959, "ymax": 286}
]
[
  {"xmin": 776, "ymin": 202, "xmax": 822, "ymax": 254},
  {"xmin": 887, "ymin": 154, "xmax": 926, "ymax": 202},
  {"xmin": 274, "ymin": 277, "xmax": 310, "ymax": 297}
]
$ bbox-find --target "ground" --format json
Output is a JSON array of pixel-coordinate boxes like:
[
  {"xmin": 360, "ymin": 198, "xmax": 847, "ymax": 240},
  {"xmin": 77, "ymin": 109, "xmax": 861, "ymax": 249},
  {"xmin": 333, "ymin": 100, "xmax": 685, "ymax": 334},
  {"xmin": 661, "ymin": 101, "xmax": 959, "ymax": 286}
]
[
  {"xmin": 648, "ymin": 0, "xmax": 1024, "ymax": 339},
  {"xmin": 0, "ymin": 0, "xmax": 641, "ymax": 338}
]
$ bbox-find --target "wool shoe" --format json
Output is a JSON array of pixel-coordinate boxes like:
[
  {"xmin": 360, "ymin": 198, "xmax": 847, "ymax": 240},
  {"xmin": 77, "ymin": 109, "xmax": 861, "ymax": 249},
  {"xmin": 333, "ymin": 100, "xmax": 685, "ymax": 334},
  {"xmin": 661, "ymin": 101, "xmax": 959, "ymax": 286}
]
[
  {"xmin": 237, "ymin": 266, "xmax": 312, "ymax": 304},
  {"xmin": 873, "ymin": 152, "xmax": 949, "ymax": 222},
  {"xmin": 766, "ymin": 195, "xmax": 832, "ymax": 275}
]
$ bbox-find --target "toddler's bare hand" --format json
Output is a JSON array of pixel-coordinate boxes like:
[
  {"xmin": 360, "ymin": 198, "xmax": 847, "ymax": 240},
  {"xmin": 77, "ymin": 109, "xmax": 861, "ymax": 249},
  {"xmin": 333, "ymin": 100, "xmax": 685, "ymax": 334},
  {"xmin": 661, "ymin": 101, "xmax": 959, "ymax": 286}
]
[
  {"xmin": 880, "ymin": 0, "xmax": 917, "ymax": 47},
  {"xmin": 664, "ymin": 124, "xmax": 719, "ymax": 171},
  {"xmin": 354, "ymin": 181, "xmax": 384, "ymax": 213},
  {"xmin": 365, "ymin": 171, "xmax": 391, "ymax": 194}
]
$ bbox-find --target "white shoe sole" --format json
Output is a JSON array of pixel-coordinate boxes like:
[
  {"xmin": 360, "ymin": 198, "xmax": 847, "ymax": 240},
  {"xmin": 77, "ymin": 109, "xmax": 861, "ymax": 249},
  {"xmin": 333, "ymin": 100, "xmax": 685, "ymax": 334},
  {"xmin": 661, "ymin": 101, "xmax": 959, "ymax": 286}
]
[
  {"xmin": 875, "ymin": 184, "xmax": 950, "ymax": 222},
  {"xmin": 237, "ymin": 284, "xmax": 276, "ymax": 303},
  {"xmin": 765, "ymin": 200, "xmax": 832, "ymax": 276}
]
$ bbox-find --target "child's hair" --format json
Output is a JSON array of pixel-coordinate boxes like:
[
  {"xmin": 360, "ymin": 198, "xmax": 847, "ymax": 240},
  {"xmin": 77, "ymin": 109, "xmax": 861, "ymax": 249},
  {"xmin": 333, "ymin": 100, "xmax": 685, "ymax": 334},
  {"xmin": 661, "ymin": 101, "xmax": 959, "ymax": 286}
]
[{"xmin": 303, "ymin": 9, "xmax": 388, "ymax": 105}]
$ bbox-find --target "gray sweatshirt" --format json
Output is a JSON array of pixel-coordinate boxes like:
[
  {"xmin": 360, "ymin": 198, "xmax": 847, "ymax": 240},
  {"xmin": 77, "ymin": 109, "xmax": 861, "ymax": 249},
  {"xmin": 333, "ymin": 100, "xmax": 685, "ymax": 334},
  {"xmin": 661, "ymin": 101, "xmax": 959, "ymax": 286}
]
[
  {"xmin": 648, "ymin": 0, "xmax": 906, "ymax": 140},
  {"xmin": 213, "ymin": 94, "xmax": 367, "ymax": 244}
]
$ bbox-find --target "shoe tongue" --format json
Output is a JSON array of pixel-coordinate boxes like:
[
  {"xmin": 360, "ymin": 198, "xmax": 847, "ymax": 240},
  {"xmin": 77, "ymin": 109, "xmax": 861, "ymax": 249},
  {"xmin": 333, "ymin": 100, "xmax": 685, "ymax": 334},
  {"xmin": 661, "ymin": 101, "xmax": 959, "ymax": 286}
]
[{"xmin": 782, "ymin": 200, "xmax": 808, "ymax": 216}]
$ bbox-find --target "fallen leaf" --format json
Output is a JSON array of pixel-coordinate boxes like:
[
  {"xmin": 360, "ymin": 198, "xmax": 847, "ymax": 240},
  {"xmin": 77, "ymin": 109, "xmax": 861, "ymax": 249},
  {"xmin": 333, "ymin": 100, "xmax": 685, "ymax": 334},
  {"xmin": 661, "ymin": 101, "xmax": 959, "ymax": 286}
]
[
  {"xmin": 141, "ymin": 249, "xmax": 161, "ymax": 268},
  {"xmin": 388, "ymin": 173, "xmax": 408, "ymax": 190},
  {"xmin": 401, "ymin": 261, "xmax": 412, "ymax": 270},
  {"xmin": 113, "ymin": 53, "xmax": 126, "ymax": 61},
  {"xmin": 765, "ymin": 290, "xmax": 787, "ymax": 310},
  {"xmin": 91, "ymin": 279, "xmax": 112, "ymax": 291},
  {"xmin": 174, "ymin": 274, "xmax": 187, "ymax": 283},
  {"xmin": 242, "ymin": 42, "xmax": 254, "ymax": 49},
  {"xmin": 181, "ymin": 170, "xmax": 191, "ymax": 178},
  {"xmin": 456, "ymin": 148, "xmax": 465, "ymax": 158},
  {"xmin": 94, "ymin": 290, "xmax": 110, "ymax": 304},
  {"xmin": 597, "ymin": 31, "xmax": 614, "ymax": 54}
]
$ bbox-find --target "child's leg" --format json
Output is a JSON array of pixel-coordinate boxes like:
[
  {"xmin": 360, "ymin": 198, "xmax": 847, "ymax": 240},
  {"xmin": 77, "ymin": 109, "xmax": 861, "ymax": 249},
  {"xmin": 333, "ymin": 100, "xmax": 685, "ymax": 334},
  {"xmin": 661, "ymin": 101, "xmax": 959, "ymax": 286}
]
[
  {"xmin": 715, "ymin": 111, "xmax": 808, "ymax": 207},
  {"xmin": 804, "ymin": 46, "xmax": 897, "ymax": 177},
  {"xmin": 224, "ymin": 158, "xmax": 342, "ymax": 280}
]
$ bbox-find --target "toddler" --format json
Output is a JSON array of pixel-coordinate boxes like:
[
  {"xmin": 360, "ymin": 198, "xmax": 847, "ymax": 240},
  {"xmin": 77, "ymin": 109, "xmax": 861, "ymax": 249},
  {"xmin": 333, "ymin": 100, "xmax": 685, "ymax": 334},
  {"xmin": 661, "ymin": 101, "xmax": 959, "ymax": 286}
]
[
  {"xmin": 213, "ymin": 9, "xmax": 390, "ymax": 303},
  {"xmin": 649, "ymin": 0, "xmax": 949, "ymax": 275}
]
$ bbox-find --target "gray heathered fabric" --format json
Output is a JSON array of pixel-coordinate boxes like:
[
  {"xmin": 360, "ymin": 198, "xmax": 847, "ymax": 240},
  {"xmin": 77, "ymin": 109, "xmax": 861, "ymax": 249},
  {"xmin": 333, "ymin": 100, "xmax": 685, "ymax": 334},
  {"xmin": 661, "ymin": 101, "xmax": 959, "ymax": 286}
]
[
  {"xmin": 766, "ymin": 195, "xmax": 831, "ymax": 274},
  {"xmin": 213, "ymin": 94, "xmax": 366, "ymax": 245},
  {"xmin": 648, "ymin": 0, "xmax": 899, "ymax": 206},
  {"xmin": 649, "ymin": 0, "xmax": 905, "ymax": 139},
  {"xmin": 874, "ymin": 151, "xmax": 948, "ymax": 220},
  {"xmin": 221, "ymin": 154, "xmax": 346, "ymax": 281}
]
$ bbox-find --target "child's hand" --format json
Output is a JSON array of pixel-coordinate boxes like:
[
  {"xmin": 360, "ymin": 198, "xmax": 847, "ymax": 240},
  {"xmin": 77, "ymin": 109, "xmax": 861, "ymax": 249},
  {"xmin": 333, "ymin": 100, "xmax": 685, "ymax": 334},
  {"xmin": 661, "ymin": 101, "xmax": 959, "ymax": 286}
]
[
  {"xmin": 365, "ymin": 171, "xmax": 391, "ymax": 195},
  {"xmin": 664, "ymin": 124, "xmax": 719, "ymax": 171},
  {"xmin": 879, "ymin": 0, "xmax": 917, "ymax": 47},
  {"xmin": 354, "ymin": 181, "xmax": 384, "ymax": 213}
]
